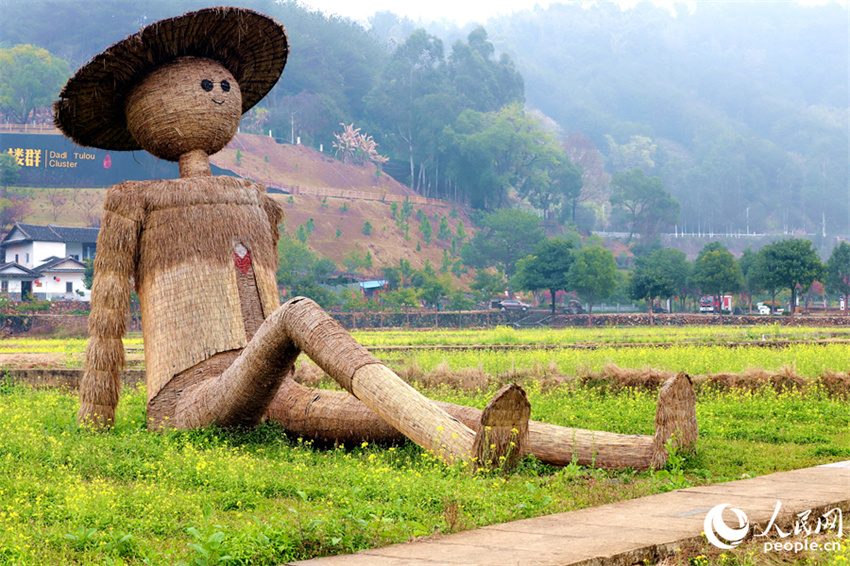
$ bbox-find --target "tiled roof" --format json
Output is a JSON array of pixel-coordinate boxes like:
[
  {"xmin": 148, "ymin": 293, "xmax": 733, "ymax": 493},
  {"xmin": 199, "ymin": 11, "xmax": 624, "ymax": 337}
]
[
  {"xmin": 0, "ymin": 262, "xmax": 40, "ymax": 278},
  {"xmin": 49, "ymin": 225, "xmax": 100, "ymax": 243},
  {"xmin": 0, "ymin": 223, "xmax": 99, "ymax": 245},
  {"xmin": 35, "ymin": 256, "xmax": 87, "ymax": 273}
]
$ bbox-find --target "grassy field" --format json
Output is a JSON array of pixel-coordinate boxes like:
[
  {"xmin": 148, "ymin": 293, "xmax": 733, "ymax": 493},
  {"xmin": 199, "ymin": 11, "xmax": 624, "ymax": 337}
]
[{"xmin": 0, "ymin": 327, "xmax": 848, "ymax": 565}]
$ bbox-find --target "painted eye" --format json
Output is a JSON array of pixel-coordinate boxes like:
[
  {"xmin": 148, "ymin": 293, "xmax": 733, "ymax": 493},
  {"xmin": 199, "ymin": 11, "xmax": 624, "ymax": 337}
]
[
  {"xmin": 201, "ymin": 79, "xmax": 214, "ymax": 92},
  {"xmin": 220, "ymin": 80, "xmax": 231, "ymax": 92}
]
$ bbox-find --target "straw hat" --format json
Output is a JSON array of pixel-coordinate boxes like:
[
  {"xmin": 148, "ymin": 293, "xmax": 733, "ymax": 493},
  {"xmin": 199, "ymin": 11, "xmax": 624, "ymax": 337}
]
[{"xmin": 54, "ymin": 6, "xmax": 288, "ymax": 152}]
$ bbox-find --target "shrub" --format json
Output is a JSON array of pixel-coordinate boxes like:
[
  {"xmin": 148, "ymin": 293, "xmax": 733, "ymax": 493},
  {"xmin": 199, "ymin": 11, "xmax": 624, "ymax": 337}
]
[{"xmin": 15, "ymin": 300, "xmax": 51, "ymax": 313}]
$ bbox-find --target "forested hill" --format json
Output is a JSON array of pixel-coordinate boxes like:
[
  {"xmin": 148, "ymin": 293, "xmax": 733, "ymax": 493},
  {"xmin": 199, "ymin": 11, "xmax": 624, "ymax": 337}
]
[
  {"xmin": 484, "ymin": 2, "xmax": 849, "ymax": 237},
  {"xmin": 2, "ymin": 0, "xmax": 848, "ymax": 240}
]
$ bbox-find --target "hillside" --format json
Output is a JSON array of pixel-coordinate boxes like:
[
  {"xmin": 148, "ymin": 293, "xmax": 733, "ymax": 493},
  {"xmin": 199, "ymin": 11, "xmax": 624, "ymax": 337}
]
[
  {"xmin": 16, "ymin": 134, "xmax": 473, "ymax": 279},
  {"xmin": 212, "ymin": 134, "xmax": 417, "ymax": 197}
]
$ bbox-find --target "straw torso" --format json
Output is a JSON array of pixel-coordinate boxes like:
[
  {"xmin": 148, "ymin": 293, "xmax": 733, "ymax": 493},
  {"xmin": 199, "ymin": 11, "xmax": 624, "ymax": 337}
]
[{"xmin": 98, "ymin": 176, "xmax": 283, "ymax": 403}]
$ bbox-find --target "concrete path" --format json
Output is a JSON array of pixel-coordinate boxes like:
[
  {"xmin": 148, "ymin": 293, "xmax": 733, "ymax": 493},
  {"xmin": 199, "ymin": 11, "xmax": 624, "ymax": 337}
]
[{"xmin": 288, "ymin": 462, "xmax": 850, "ymax": 566}]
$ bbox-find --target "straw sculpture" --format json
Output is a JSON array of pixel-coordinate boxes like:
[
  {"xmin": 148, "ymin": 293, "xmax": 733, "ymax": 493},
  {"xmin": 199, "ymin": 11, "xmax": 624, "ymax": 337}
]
[
  {"xmin": 267, "ymin": 372, "xmax": 695, "ymax": 470},
  {"xmin": 56, "ymin": 7, "xmax": 698, "ymax": 471},
  {"xmin": 55, "ymin": 7, "xmax": 512, "ymax": 469}
]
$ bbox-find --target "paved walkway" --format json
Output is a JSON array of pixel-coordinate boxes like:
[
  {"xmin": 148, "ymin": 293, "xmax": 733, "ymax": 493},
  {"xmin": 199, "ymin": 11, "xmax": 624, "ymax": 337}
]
[{"xmin": 288, "ymin": 462, "xmax": 850, "ymax": 566}]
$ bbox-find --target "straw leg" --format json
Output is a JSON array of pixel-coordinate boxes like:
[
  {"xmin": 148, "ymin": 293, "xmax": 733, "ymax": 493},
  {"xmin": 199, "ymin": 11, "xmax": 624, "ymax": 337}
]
[
  {"xmin": 169, "ymin": 327, "xmax": 300, "ymax": 430},
  {"xmin": 264, "ymin": 297, "xmax": 476, "ymax": 465},
  {"xmin": 166, "ymin": 296, "xmax": 476, "ymax": 465},
  {"xmin": 267, "ymin": 378, "xmax": 658, "ymax": 470},
  {"xmin": 651, "ymin": 372, "xmax": 698, "ymax": 469}
]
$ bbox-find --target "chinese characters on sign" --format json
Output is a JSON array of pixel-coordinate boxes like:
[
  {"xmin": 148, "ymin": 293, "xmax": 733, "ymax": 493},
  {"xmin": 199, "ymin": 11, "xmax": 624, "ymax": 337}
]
[{"xmin": 7, "ymin": 148, "xmax": 97, "ymax": 168}]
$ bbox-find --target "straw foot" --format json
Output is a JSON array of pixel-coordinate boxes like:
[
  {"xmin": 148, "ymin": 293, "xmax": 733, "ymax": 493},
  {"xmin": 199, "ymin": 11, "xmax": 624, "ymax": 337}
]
[
  {"xmin": 472, "ymin": 383, "xmax": 531, "ymax": 472},
  {"xmin": 651, "ymin": 372, "xmax": 698, "ymax": 469}
]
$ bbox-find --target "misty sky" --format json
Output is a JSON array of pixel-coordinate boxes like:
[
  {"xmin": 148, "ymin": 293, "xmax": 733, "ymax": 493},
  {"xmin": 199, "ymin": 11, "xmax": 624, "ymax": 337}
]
[{"xmin": 297, "ymin": 0, "xmax": 843, "ymax": 25}]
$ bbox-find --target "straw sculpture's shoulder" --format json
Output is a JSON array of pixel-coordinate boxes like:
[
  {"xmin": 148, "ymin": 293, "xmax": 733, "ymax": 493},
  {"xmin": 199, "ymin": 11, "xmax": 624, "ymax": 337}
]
[{"xmin": 102, "ymin": 181, "xmax": 147, "ymax": 222}]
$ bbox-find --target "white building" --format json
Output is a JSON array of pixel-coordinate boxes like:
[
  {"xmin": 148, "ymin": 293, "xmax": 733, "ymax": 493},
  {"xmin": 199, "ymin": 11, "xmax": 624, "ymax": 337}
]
[{"xmin": 0, "ymin": 223, "xmax": 98, "ymax": 301}]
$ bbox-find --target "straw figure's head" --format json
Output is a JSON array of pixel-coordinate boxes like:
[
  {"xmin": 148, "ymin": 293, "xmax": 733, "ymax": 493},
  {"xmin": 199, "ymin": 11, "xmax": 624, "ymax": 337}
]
[
  {"xmin": 54, "ymin": 7, "xmax": 288, "ymax": 168},
  {"xmin": 125, "ymin": 56, "xmax": 242, "ymax": 162}
]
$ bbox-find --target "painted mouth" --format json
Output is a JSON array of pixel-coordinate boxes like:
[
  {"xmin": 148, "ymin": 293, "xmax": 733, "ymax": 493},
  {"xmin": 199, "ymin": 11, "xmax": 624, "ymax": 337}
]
[{"xmin": 212, "ymin": 99, "xmax": 224, "ymax": 105}]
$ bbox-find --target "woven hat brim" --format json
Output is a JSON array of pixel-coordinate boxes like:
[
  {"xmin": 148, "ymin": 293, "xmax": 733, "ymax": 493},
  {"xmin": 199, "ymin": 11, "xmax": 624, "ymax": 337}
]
[{"xmin": 54, "ymin": 6, "xmax": 288, "ymax": 151}]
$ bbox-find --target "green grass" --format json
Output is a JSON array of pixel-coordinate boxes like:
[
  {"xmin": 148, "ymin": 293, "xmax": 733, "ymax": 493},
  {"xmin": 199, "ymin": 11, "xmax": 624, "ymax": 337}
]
[
  {"xmin": 0, "ymin": 328, "xmax": 848, "ymax": 564},
  {"xmin": 0, "ymin": 378, "xmax": 846, "ymax": 565},
  {"xmin": 386, "ymin": 342, "xmax": 850, "ymax": 379},
  {"xmin": 348, "ymin": 325, "xmax": 850, "ymax": 347}
]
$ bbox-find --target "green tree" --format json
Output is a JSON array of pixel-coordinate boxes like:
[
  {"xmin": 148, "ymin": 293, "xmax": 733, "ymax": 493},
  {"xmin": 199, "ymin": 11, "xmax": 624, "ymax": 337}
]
[
  {"xmin": 628, "ymin": 247, "xmax": 689, "ymax": 313},
  {"xmin": 460, "ymin": 209, "xmax": 546, "ymax": 279},
  {"xmin": 366, "ymin": 29, "xmax": 451, "ymax": 188},
  {"xmin": 656, "ymin": 248, "xmax": 692, "ymax": 312},
  {"xmin": 83, "ymin": 258, "xmax": 94, "ymax": 290},
  {"xmin": 444, "ymin": 105, "xmax": 563, "ymax": 210},
  {"xmin": 605, "ymin": 134, "xmax": 657, "ymax": 173},
  {"xmin": 342, "ymin": 250, "xmax": 371, "ymax": 274},
  {"xmin": 285, "ymin": 279, "xmax": 338, "ymax": 309},
  {"xmin": 691, "ymin": 245, "xmax": 743, "ymax": 316},
  {"xmin": 470, "ymin": 267, "xmax": 507, "ymax": 304},
  {"xmin": 448, "ymin": 290, "xmax": 476, "ymax": 311},
  {"xmin": 0, "ymin": 45, "xmax": 69, "ymax": 123},
  {"xmin": 567, "ymin": 246, "xmax": 618, "ymax": 314},
  {"xmin": 760, "ymin": 239, "xmax": 825, "ymax": 319},
  {"xmin": 418, "ymin": 215, "xmax": 433, "ymax": 244},
  {"xmin": 0, "ymin": 153, "xmax": 20, "ymax": 193},
  {"xmin": 550, "ymin": 158, "xmax": 585, "ymax": 223},
  {"xmin": 447, "ymin": 27, "xmax": 524, "ymax": 113},
  {"xmin": 609, "ymin": 168, "xmax": 679, "ymax": 245},
  {"xmin": 510, "ymin": 238, "xmax": 574, "ymax": 314},
  {"xmin": 277, "ymin": 234, "xmax": 336, "ymax": 288},
  {"xmin": 382, "ymin": 287, "xmax": 420, "ymax": 311},
  {"xmin": 0, "ymin": 153, "xmax": 28, "ymax": 230},
  {"xmin": 455, "ymin": 221, "xmax": 467, "ymax": 240},
  {"xmin": 417, "ymin": 273, "xmax": 453, "ymax": 308},
  {"xmin": 381, "ymin": 258, "xmax": 416, "ymax": 290},
  {"xmin": 437, "ymin": 215, "xmax": 452, "ymax": 241},
  {"xmin": 737, "ymin": 247, "xmax": 759, "ymax": 312},
  {"xmin": 339, "ymin": 288, "xmax": 371, "ymax": 312},
  {"xmin": 826, "ymin": 241, "xmax": 850, "ymax": 314},
  {"xmin": 746, "ymin": 250, "xmax": 782, "ymax": 314}
]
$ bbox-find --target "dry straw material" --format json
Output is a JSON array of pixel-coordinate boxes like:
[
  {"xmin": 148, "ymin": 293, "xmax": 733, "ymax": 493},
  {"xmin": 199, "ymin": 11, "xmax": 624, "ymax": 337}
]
[
  {"xmin": 54, "ymin": 7, "xmax": 287, "ymax": 153},
  {"xmin": 125, "ymin": 57, "xmax": 242, "ymax": 161},
  {"xmin": 651, "ymin": 372, "xmax": 699, "ymax": 469},
  {"xmin": 277, "ymin": 297, "xmax": 476, "ymax": 465},
  {"xmin": 471, "ymin": 384, "xmax": 530, "ymax": 471},
  {"xmin": 267, "ymin": 373, "xmax": 698, "ymax": 470}
]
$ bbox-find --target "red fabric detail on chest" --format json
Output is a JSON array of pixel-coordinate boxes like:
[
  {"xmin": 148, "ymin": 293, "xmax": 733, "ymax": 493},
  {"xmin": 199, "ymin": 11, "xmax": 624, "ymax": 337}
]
[{"xmin": 234, "ymin": 250, "xmax": 253, "ymax": 275}]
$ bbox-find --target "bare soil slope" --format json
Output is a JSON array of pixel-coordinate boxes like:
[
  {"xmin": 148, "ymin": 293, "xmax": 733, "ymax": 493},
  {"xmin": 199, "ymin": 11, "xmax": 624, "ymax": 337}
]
[
  {"xmin": 211, "ymin": 134, "xmax": 417, "ymax": 196},
  {"xmin": 274, "ymin": 194, "xmax": 468, "ymax": 279}
]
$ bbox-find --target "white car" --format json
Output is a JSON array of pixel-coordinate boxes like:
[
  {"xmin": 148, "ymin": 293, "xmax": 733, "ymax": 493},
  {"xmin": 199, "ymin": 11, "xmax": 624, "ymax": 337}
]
[{"xmin": 757, "ymin": 303, "xmax": 783, "ymax": 315}]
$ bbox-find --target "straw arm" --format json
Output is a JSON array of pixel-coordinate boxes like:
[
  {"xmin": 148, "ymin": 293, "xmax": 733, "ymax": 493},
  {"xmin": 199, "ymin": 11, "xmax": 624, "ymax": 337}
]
[{"xmin": 79, "ymin": 189, "xmax": 142, "ymax": 428}]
